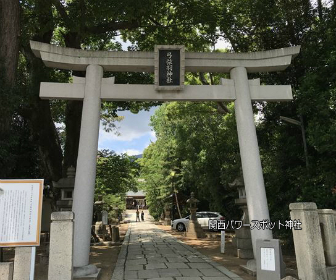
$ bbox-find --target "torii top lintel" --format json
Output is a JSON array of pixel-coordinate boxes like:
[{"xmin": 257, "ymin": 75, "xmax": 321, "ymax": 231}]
[{"xmin": 30, "ymin": 41, "xmax": 300, "ymax": 73}]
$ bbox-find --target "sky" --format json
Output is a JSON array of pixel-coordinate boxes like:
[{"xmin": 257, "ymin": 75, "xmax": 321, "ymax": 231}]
[{"xmin": 98, "ymin": 107, "xmax": 157, "ymax": 156}]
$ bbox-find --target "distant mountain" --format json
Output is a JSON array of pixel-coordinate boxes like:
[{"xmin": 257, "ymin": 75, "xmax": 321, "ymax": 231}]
[{"xmin": 133, "ymin": 154, "xmax": 143, "ymax": 159}]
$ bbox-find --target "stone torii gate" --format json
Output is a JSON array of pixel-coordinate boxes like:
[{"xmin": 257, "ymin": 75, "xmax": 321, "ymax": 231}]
[{"xmin": 31, "ymin": 41, "xmax": 300, "ymax": 276}]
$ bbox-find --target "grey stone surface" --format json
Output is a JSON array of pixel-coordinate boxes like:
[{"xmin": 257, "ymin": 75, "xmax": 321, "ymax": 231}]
[
  {"xmin": 202, "ymin": 277, "xmax": 232, "ymax": 280},
  {"xmin": 326, "ymin": 266, "xmax": 336, "ymax": 280},
  {"xmin": 31, "ymin": 40, "xmax": 300, "ymax": 73},
  {"xmin": 125, "ymin": 264, "xmax": 143, "ymax": 271},
  {"xmin": 176, "ymin": 278, "xmax": 202, "ymax": 280},
  {"xmin": 126, "ymin": 259, "xmax": 147, "ymax": 265},
  {"xmin": 318, "ymin": 209, "xmax": 336, "ymax": 266},
  {"xmin": 72, "ymin": 64, "xmax": 104, "ymax": 269},
  {"xmin": 0, "ymin": 262, "xmax": 13, "ymax": 280},
  {"xmin": 138, "ymin": 270, "xmax": 160, "ymax": 278},
  {"xmin": 51, "ymin": 211, "xmax": 74, "ymax": 221},
  {"xmin": 158, "ymin": 268, "xmax": 182, "ymax": 277},
  {"xmin": 290, "ymin": 202, "xmax": 327, "ymax": 280},
  {"xmin": 199, "ymin": 268, "xmax": 224, "ymax": 276},
  {"xmin": 147, "ymin": 257, "xmax": 167, "ymax": 263},
  {"xmin": 236, "ymin": 248, "xmax": 254, "ymax": 259},
  {"xmin": 73, "ymin": 264, "xmax": 98, "ymax": 278},
  {"xmin": 166, "ymin": 262, "xmax": 190, "ymax": 269},
  {"xmin": 13, "ymin": 247, "xmax": 32, "ymax": 280},
  {"xmin": 178, "ymin": 268, "xmax": 203, "ymax": 276},
  {"xmin": 231, "ymin": 66, "xmax": 273, "ymax": 258},
  {"xmin": 188, "ymin": 262, "xmax": 213, "ymax": 268},
  {"xmin": 48, "ymin": 211, "xmax": 74, "ymax": 280},
  {"xmin": 187, "ymin": 257, "xmax": 206, "ymax": 263},
  {"xmin": 74, "ymin": 268, "xmax": 101, "ymax": 280},
  {"xmin": 166, "ymin": 257, "xmax": 188, "ymax": 262},
  {"xmin": 124, "ymin": 270, "xmax": 137, "ymax": 278},
  {"xmin": 111, "ymin": 210, "xmax": 247, "ymax": 280},
  {"xmin": 146, "ymin": 263, "xmax": 167, "ymax": 269},
  {"xmin": 148, "ymin": 278, "xmax": 174, "ymax": 280}
]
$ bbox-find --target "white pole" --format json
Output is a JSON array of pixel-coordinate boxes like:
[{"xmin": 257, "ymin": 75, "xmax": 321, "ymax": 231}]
[
  {"xmin": 230, "ymin": 66, "xmax": 273, "ymax": 258},
  {"xmin": 29, "ymin": 247, "xmax": 36, "ymax": 280},
  {"xmin": 72, "ymin": 64, "xmax": 103, "ymax": 268},
  {"xmin": 220, "ymin": 231, "xmax": 225, "ymax": 254}
]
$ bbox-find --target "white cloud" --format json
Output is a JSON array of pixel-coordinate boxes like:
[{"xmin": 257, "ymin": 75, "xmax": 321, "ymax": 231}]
[
  {"xmin": 149, "ymin": 131, "xmax": 157, "ymax": 140},
  {"xmin": 121, "ymin": 149, "xmax": 142, "ymax": 156},
  {"xmin": 99, "ymin": 108, "xmax": 157, "ymax": 143}
]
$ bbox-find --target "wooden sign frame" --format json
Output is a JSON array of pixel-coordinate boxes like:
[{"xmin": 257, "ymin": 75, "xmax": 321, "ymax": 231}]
[{"xmin": 0, "ymin": 179, "xmax": 44, "ymax": 247}]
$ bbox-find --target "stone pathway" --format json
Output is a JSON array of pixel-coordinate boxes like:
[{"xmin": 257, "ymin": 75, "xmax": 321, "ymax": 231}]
[{"xmin": 111, "ymin": 211, "xmax": 244, "ymax": 280}]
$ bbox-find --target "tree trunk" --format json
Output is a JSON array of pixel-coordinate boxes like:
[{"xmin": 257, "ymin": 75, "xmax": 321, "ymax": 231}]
[
  {"xmin": 0, "ymin": 0, "xmax": 20, "ymax": 178},
  {"xmin": 317, "ymin": 0, "xmax": 323, "ymax": 19},
  {"xmin": 63, "ymin": 100, "xmax": 83, "ymax": 174},
  {"xmin": 62, "ymin": 36, "xmax": 85, "ymax": 175},
  {"xmin": 0, "ymin": 0, "xmax": 20, "ymax": 86},
  {"xmin": 27, "ymin": 56, "xmax": 63, "ymax": 182},
  {"xmin": 0, "ymin": 0, "xmax": 20, "ymax": 132},
  {"xmin": 20, "ymin": 0, "xmax": 63, "ymax": 182}
]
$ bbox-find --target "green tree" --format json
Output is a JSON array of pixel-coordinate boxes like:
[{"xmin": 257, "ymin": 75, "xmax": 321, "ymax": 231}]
[
  {"xmin": 140, "ymin": 102, "xmax": 241, "ymax": 220},
  {"xmin": 95, "ymin": 149, "xmax": 139, "ymax": 196}
]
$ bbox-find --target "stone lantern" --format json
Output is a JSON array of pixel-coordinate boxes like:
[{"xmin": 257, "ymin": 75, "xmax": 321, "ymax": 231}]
[
  {"xmin": 53, "ymin": 166, "xmax": 75, "ymax": 211},
  {"xmin": 163, "ymin": 203, "xmax": 172, "ymax": 226},
  {"xmin": 94, "ymin": 195, "xmax": 108, "ymax": 242},
  {"xmin": 185, "ymin": 192, "xmax": 205, "ymax": 238},
  {"xmin": 229, "ymin": 175, "xmax": 253, "ymax": 259}
]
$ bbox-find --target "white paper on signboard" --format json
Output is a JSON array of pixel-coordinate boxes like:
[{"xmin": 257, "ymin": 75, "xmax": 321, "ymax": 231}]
[
  {"xmin": 0, "ymin": 180, "xmax": 44, "ymax": 247},
  {"xmin": 260, "ymin": 247, "xmax": 276, "ymax": 271}
]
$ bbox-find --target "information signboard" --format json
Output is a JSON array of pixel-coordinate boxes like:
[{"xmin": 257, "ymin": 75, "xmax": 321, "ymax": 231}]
[
  {"xmin": 0, "ymin": 180, "xmax": 44, "ymax": 247},
  {"xmin": 155, "ymin": 45, "xmax": 185, "ymax": 91},
  {"xmin": 256, "ymin": 239, "xmax": 285, "ymax": 280}
]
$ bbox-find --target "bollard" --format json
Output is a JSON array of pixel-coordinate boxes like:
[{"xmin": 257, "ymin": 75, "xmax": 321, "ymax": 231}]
[
  {"xmin": 48, "ymin": 211, "xmax": 74, "ymax": 280},
  {"xmin": 111, "ymin": 226, "xmax": 120, "ymax": 244},
  {"xmin": 0, "ymin": 262, "xmax": 14, "ymax": 280},
  {"xmin": 220, "ymin": 231, "xmax": 225, "ymax": 254},
  {"xmin": 289, "ymin": 203, "xmax": 327, "ymax": 280}
]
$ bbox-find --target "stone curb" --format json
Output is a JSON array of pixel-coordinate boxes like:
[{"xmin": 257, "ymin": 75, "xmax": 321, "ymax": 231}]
[{"xmin": 111, "ymin": 224, "xmax": 132, "ymax": 280}]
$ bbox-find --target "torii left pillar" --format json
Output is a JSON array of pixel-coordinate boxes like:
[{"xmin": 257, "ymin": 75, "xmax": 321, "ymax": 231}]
[{"xmin": 72, "ymin": 64, "xmax": 103, "ymax": 275}]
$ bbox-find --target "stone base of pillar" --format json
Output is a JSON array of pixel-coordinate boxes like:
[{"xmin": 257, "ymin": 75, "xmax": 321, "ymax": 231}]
[
  {"xmin": 74, "ymin": 267, "xmax": 101, "ymax": 280},
  {"xmin": 327, "ymin": 266, "xmax": 336, "ymax": 280},
  {"xmin": 240, "ymin": 259, "xmax": 257, "ymax": 276},
  {"xmin": 237, "ymin": 248, "xmax": 254, "ymax": 259},
  {"xmin": 0, "ymin": 262, "xmax": 14, "ymax": 280},
  {"xmin": 185, "ymin": 220, "xmax": 205, "ymax": 239},
  {"xmin": 73, "ymin": 264, "xmax": 99, "ymax": 278}
]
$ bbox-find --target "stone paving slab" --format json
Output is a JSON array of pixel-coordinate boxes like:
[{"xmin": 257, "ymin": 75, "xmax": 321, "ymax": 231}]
[{"xmin": 111, "ymin": 211, "xmax": 245, "ymax": 280}]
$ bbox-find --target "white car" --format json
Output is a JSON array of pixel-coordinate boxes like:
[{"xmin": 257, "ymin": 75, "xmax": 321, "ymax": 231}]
[{"xmin": 171, "ymin": 211, "xmax": 224, "ymax": 232}]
